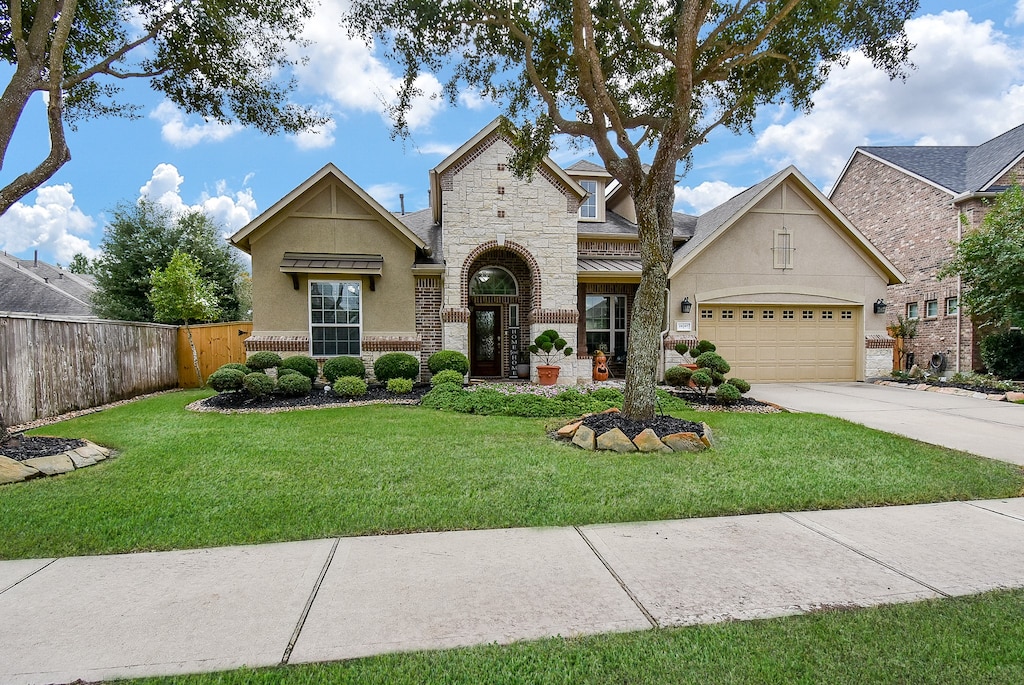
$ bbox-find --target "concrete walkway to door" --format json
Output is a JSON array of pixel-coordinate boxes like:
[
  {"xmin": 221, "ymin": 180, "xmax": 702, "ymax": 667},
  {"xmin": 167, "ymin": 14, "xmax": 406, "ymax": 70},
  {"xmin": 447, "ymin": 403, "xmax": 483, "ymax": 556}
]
[{"xmin": 751, "ymin": 382, "xmax": 1024, "ymax": 465}]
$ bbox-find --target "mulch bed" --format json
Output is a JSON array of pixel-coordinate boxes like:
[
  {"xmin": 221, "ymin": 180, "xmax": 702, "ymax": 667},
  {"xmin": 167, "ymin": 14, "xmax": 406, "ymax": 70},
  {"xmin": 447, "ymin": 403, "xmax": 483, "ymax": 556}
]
[
  {"xmin": 198, "ymin": 383, "xmax": 432, "ymax": 411},
  {"xmin": 1, "ymin": 435, "xmax": 86, "ymax": 462},
  {"xmin": 581, "ymin": 413, "xmax": 705, "ymax": 440}
]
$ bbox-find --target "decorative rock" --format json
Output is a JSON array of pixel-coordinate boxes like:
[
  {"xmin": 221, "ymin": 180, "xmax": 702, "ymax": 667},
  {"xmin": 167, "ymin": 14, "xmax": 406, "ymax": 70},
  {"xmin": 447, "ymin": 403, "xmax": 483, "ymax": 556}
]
[
  {"xmin": 700, "ymin": 422, "xmax": 715, "ymax": 448},
  {"xmin": 633, "ymin": 428, "xmax": 672, "ymax": 453},
  {"xmin": 557, "ymin": 421, "xmax": 582, "ymax": 438},
  {"xmin": 0, "ymin": 455, "xmax": 42, "ymax": 484},
  {"xmin": 76, "ymin": 443, "xmax": 109, "ymax": 461},
  {"xmin": 989, "ymin": 393, "xmax": 1008, "ymax": 401},
  {"xmin": 67, "ymin": 450, "xmax": 97, "ymax": 468},
  {"xmin": 1007, "ymin": 391, "xmax": 1024, "ymax": 403},
  {"xmin": 600, "ymin": 407, "xmax": 620, "ymax": 414},
  {"xmin": 572, "ymin": 424, "xmax": 596, "ymax": 450},
  {"xmin": 22, "ymin": 453, "xmax": 76, "ymax": 476},
  {"xmin": 596, "ymin": 427, "xmax": 637, "ymax": 453},
  {"xmin": 662, "ymin": 432, "xmax": 705, "ymax": 453}
]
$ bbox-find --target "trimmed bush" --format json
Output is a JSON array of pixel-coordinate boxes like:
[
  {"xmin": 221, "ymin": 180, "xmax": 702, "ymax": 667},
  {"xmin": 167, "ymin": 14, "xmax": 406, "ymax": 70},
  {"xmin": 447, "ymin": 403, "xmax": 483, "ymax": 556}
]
[
  {"xmin": 217, "ymin": 362, "xmax": 250, "ymax": 374},
  {"xmin": 694, "ymin": 351, "xmax": 731, "ymax": 375},
  {"xmin": 715, "ymin": 382, "xmax": 742, "ymax": 404},
  {"xmin": 279, "ymin": 355, "xmax": 319, "ymax": 380},
  {"xmin": 386, "ymin": 377, "xmax": 414, "ymax": 394},
  {"xmin": 323, "ymin": 356, "xmax": 366, "ymax": 383},
  {"xmin": 664, "ymin": 366, "xmax": 693, "ymax": 387},
  {"xmin": 980, "ymin": 330, "xmax": 1024, "ymax": 379},
  {"xmin": 246, "ymin": 351, "xmax": 282, "ymax": 371},
  {"xmin": 727, "ymin": 378, "xmax": 751, "ymax": 394},
  {"xmin": 589, "ymin": 387, "xmax": 623, "ymax": 404},
  {"xmin": 243, "ymin": 371, "xmax": 275, "ymax": 397},
  {"xmin": 431, "ymin": 369, "xmax": 465, "ymax": 387},
  {"xmin": 422, "ymin": 383, "xmax": 468, "ymax": 410},
  {"xmin": 692, "ymin": 339, "xmax": 716, "ymax": 355},
  {"xmin": 208, "ymin": 367, "xmax": 245, "ymax": 393},
  {"xmin": 277, "ymin": 367, "xmax": 301, "ymax": 378},
  {"xmin": 277, "ymin": 373, "xmax": 312, "ymax": 396},
  {"xmin": 691, "ymin": 370, "xmax": 714, "ymax": 396},
  {"xmin": 374, "ymin": 352, "xmax": 419, "ymax": 383},
  {"xmin": 528, "ymin": 329, "xmax": 573, "ymax": 365},
  {"xmin": 333, "ymin": 376, "xmax": 368, "ymax": 398},
  {"xmin": 427, "ymin": 350, "xmax": 470, "ymax": 375}
]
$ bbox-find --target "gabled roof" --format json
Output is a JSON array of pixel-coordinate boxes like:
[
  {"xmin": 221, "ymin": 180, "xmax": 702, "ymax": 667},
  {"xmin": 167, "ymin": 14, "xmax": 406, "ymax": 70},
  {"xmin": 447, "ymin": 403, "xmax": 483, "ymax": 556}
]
[
  {"xmin": 837, "ymin": 122, "xmax": 1024, "ymax": 196},
  {"xmin": 576, "ymin": 209, "xmax": 696, "ymax": 240},
  {"xmin": 0, "ymin": 252, "xmax": 96, "ymax": 317},
  {"xmin": 429, "ymin": 118, "xmax": 586, "ymax": 224},
  {"xmin": 669, "ymin": 166, "xmax": 903, "ymax": 284},
  {"xmin": 230, "ymin": 163, "xmax": 426, "ymax": 254},
  {"xmin": 565, "ymin": 160, "xmax": 612, "ymax": 178}
]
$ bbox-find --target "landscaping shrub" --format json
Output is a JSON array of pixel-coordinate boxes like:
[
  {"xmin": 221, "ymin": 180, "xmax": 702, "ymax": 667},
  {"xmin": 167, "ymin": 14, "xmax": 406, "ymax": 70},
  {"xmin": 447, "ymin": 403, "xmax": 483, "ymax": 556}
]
[
  {"xmin": 727, "ymin": 378, "xmax": 751, "ymax": 394},
  {"xmin": 279, "ymin": 355, "xmax": 319, "ymax": 380},
  {"xmin": 422, "ymin": 383, "xmax": 469, "ymax": 411},
  {"xmin": 554, "ymin": 388, "xmax": 591, "ymax": 416},
  {"xmin": 981, "ymin": 330, "xmax": 1024, "ymax": 379},
  {"xmin": 386, "ymin": 377, "xmax": 414, "ymax": 394},
  {"xmin": 277, "ymin": 373, "xmax": 312, "ymax": 396},
  {"xmin": 431, "ymin": 369, "xmax": 466, "ymax": 387},
  {"xmin": 208, "ymin": 367, "xmax": 245, "ymax": 393},
  {"xmin": 246, "ymin": 351, "xmax": 282, "ymax": 371},
  {"xmin": 374, "ymin": 352, "xmax": 420, "ymax": 383},
  {"xmin": 323, "ymin": 356, "xmax": 366, "ymax": 382},
  {"xmin": 664, "ymin": 365, "xmax": 693, "ymax": 387},
  {"xmin": 243, "ymin": 371, "xmax": 276, "ymax": 397},
  {"xmin": 694, "ymin": 351, "xmax": 730, "ymax": 375},
  {"xmin": 467, "ymin": 388, "xmax": 508, "ymax": 414},
  {"xmin": 277, "ymin": 367, "xmax": 301, "ymax": 378},
  {"xmin": 692, "ymin": 339, "xmax": 716, "ymax": 355},
  {"xmin": 217, "ymin": 363, "xmax": 249, "ymax": 374},
  {"xmin": 691, "ymin": 370, "xmax": 714, "ymax": 397},
  {"xmin": 716, "ymin": 382, "xmax": 741, "ymax": 404},
  {"xmin": 333, "ymin": 376, "xmax": 368, "ymax": 398},
  {"xmin": 427, "ymin": 350, "xmax": 470, "ymax": 375},
  {"xmin": 589, "ymin": 387, "xmax": 623, "ymax": 404},
  {"xmin": 504, "ymin": 393, "xmax": 556, "ymax": 417},
  {"xmin": 528, "ymin": 329, "xmax": 573, "ymax": 365}
]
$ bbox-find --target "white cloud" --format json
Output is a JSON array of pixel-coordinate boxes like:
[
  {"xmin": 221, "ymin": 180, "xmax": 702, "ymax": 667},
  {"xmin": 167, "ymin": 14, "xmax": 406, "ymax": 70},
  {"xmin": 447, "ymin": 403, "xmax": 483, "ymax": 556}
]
[
  {"xmin": 0, "ymin": 184, "xmax": 99, "ymax": 264},
  {"xmin": 458, "ymin": 89, "xmax": 490, "ymax": 110},
  {"xmin": 292, "ymin": 0, "xmax": 445, "ymax": 134},
  {"xmin": 151, "ymin": 100, "xmax": 243, "ymax": 148},
  {"xmin": 139, "ymin": 164, "xmax": 257, "ymax": 233},
  {"xmin": 365, "ymin": 183, "xmax": 406, "ymax": 210},
  {"xmin": 752, "ymin": 10, "xmax": 1024, "ymax": 186},
  {"xmin": 675, "ymin": 181, "xmax": 746, "ymax": 214},
  {"xmin": 1014, "ymin": 0, "xmax": 1024, "ymax": 26},
  {"xmin": 292, "ymin": 117, "xmax": 338, "ymax": 150},
  {"xmin": 417, "ymin": 141, "xmax": 458, "ymax": 156}
]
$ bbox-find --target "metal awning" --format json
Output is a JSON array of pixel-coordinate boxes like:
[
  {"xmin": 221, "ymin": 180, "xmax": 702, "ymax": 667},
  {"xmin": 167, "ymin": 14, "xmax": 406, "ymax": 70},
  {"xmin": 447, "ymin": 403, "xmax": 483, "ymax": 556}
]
[
  {"xmin": 577, "ymin": 257, "xmax": 642, "ymax": 275},
  {"xmin": 280, "ymin": 252, "xmax": 383, "ymax": 290}
]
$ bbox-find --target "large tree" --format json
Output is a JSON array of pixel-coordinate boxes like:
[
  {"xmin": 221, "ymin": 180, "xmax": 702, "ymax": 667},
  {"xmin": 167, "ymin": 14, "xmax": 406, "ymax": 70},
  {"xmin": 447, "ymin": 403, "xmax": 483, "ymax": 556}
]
[
  {"xmin": 92, "ymin": 199, "xmax": 245, "ymax": 322},
  {"xmin": 345, "ymin": 0, "xmax": 918, "ymax": 418},
  {"xmin": 0, "ymin": 0, "xmax": 323, "ymax": 215}
]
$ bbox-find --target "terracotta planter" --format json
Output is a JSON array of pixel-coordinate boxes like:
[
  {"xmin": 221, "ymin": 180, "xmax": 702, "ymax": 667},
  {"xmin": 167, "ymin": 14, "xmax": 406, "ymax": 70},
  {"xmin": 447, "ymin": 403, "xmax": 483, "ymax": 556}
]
[{"xmin": 536, "ymin": 365, "xmax": 561, "ymax": 386}]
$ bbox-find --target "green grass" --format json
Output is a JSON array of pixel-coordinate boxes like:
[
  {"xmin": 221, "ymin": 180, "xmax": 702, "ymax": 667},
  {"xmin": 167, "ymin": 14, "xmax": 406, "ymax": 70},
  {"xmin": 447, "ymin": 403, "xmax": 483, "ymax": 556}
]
[
  {"xmin": 0, "ymin": 390, "xmax": 1020, "ymax": 559},
  {"xmin": 123, "ymin": 589, "xmax": 1024, "ymax": 684}
]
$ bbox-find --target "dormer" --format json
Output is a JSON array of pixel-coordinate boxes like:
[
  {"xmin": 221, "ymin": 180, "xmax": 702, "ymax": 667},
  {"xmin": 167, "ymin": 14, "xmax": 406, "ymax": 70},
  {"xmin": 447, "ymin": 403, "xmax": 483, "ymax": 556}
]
[{"xmin": 566, "ymin": 161, "xmax": 613, "ymax": 222}]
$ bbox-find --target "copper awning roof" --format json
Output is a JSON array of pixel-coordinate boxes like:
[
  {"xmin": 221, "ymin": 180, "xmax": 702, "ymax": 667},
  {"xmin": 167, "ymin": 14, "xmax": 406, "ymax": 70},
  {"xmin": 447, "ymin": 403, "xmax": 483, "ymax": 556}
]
[{"xmin": 279, "ymin": 252, "xmax": 383, "ymax": 275}]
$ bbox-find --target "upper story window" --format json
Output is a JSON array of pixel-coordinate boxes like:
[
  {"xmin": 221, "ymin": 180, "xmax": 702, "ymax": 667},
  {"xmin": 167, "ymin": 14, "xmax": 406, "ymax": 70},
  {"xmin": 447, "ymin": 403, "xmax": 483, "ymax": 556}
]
[
  {"xmin": 469, "ymin": 266, "xmax": 518, "ymax": 296},
  {"xmin": 579, "ymin": 180, "xmax": 599, "ymax": 220},
  {"xmin": 946, "ymin": 296, "xmax": 959, "ymax": 316},
  {"xmin": 906, "ymin": 302, "xmax": 919, "ymax": 320}
]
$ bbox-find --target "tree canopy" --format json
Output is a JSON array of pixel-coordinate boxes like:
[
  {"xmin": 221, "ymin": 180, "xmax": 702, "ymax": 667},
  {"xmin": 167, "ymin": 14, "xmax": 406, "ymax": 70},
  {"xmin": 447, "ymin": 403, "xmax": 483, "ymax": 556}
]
[
  {"xmin": 0, "ymin": 0, "xmax": 323, "ymax": 215},
  {"xmin": 345, "ymin": 0, "xmax": 918, "ymax": 418},
  {"xmin": 939, "ymin": 184, "xmax": 1024, "ymax": 330},
  {"xmin": 91, "ymin": 200, "xmax": 245, "ymax": 322}
]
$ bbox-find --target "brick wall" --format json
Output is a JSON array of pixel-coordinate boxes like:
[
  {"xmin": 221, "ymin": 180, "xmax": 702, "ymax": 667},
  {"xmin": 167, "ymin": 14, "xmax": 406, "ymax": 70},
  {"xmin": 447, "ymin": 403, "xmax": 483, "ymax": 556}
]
[
  {"xmin": 578, "ymin": 239, "xmax": 640, "ymax": 257},
  {"xmin": 415, "ymin": 276, "xmax": 443, "ymax": 378}
]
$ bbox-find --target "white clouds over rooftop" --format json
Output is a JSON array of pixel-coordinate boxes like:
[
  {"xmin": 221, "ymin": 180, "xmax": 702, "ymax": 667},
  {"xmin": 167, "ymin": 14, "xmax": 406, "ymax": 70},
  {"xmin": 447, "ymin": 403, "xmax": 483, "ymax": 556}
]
[
  {"xmin": 0, "ymin": 184, "xmax": 99, "ymax": 264},
  {"xmin": 151, "ymin": 100, "xmax": 242, "ymax": 148},
  {"xmin": 139, "ymin": 164, "xmax": 257, "ymax": 233}
]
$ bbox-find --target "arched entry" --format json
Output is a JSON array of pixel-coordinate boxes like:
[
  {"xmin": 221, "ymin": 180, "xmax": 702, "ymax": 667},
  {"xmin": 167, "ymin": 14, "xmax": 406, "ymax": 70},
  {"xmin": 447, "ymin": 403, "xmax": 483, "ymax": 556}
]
[{"xmin": 463, "ymin": 245, "xmax": 538, "ymax": 377}]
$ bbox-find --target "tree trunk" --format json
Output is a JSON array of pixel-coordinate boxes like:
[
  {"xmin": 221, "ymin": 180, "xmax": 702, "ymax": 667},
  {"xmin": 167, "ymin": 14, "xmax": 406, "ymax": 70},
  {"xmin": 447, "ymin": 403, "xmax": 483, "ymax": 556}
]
[{"xmin": 185, "ymin": 323, "xmax": 203, "ymax": 386}]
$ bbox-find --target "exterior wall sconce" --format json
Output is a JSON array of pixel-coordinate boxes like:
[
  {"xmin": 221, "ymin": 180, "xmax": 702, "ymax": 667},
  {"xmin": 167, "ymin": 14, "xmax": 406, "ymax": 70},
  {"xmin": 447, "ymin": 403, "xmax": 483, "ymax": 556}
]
[
  {"xmin": 873, "ymin": 298, "xmax": 887, "ymax": 314},
  {"xmin": 680, "ymin": 297, "xmax": 692, "ymax": 314}
]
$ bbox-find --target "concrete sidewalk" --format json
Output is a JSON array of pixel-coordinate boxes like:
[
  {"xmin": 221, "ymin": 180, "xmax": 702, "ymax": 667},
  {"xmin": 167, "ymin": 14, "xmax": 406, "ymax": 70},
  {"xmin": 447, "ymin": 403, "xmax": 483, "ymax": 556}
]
[
  {"xmin": 3, "ymin": 498, "xmax": 1024, "ymax": 684},
  {"xmin": 751, "ymin": 382, "xmax": 1024, "ymax": 464}
]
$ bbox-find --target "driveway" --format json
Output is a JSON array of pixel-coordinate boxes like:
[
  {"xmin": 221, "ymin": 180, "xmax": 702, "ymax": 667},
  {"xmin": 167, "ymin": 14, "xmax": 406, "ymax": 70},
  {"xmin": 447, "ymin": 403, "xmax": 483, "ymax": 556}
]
[{"xmin": 751, "ymin": 382, "xmax": 1024, "ymax": 465}]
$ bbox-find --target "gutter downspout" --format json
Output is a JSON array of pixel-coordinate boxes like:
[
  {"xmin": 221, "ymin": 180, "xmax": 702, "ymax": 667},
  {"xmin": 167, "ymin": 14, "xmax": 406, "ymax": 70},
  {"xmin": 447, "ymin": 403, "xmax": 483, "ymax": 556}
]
[
  {"xmin": 955, "ymin": 207, "xmax": 963, "ymax": 372},
  {"xmin": 660, "ymin": 287, "xmax": 671, "ymax": 383}
]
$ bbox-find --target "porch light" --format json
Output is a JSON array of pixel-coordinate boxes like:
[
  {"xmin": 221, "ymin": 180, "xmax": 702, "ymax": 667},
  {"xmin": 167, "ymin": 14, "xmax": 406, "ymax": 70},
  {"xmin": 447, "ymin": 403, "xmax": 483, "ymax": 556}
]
[
  {"xmin": 680, "ymin": 297, "xmax": 692, "ymax": 314},
  {"xmin": 873, "ymin": 298, "xmax": 887, "ymax": 314}
]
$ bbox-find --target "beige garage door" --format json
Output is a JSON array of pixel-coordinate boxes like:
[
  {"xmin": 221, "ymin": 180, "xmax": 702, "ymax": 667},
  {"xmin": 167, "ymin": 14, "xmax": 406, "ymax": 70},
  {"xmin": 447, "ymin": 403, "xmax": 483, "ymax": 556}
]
[{"xmin": 695, "ymin": 305, "xmax": 860, "ymax": 382}]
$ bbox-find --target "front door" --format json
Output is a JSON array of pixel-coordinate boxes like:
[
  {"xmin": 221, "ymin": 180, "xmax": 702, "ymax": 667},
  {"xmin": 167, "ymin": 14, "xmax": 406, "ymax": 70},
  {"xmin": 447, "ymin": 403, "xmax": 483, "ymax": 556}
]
[{"xmin": 470, "ymin": 306, "xmax": 502, "ymax": 377}]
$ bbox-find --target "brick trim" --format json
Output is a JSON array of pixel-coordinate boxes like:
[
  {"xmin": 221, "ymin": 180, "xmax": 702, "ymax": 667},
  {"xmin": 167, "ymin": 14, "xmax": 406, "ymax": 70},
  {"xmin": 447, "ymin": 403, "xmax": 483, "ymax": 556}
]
[
  {"xmin": 442, "ymin": 307, "xmax": 470, "ymax": 323},
  {"xmin": 865, "ymin": 335, "xmax": 895, "ymax": 349},
  {"xmin": 460, "ymin": 241, "xmax": 542, "ymax": 310},
  {"xmin": 529, "ymin": 308, "xmax": 579, "ymax": 324},
  {"xmin": 664, "ymin": 336, "xmax": 698, "ymax": 350},
  {"xmin": 245, "ymin": 336, "xmax": 307, "ymax": 352},
  {"xmin": 362, "ymin": 336, "xmax": 422, "ymax": 352}
]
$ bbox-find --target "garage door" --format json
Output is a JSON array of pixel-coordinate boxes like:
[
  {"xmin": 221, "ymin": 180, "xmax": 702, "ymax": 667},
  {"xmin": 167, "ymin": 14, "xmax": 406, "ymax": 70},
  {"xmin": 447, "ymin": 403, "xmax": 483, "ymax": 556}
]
[{"xmin": 694, "ymin": 305, "xmax": 860, "ymax": 382}]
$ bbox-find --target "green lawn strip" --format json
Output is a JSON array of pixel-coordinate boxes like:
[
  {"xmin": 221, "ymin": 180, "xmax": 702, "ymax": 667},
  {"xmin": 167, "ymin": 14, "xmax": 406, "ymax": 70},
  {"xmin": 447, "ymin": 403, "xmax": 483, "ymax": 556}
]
[
  {"xmin": 0, "ymin": 390, "xmax": 1020, "ymax": 559},
  {"xmin": 122, "ymin": 589, "xmax": 1024, "ymax": 684}
]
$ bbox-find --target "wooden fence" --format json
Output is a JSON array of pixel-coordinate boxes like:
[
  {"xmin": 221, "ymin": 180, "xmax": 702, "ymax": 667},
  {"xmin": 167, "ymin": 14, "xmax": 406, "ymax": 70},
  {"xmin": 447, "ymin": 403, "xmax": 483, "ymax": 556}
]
[
  {"xmin": 177, "ymin": 321, "xmax": 253, "ymax": 387},
  {"xmin": 0, "ymin": 314, "xmax": 180, "ymax": 426}
]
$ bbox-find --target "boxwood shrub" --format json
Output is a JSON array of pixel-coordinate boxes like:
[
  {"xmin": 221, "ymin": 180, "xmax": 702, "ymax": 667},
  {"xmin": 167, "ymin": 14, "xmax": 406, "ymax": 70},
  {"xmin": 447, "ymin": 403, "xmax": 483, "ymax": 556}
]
[
  {"xmin": 208, "ymin": 367, "xmax": 245, "ymax": 393},
  {"xmin": 664, "ymin": 366, "xmax": 693, "ymax": 387},
  {"xmin": 427, "ymin": 350, "xmax": 470, "ymax": 375},
  {"xmin": 715, "ymin": 382, "xmax": 741, "ymax": 404},
  {"xmin": 277, "ymin": 373, "xmax": 312, "ymax": 396},
  {"xmin": 279, "ymin": 355, "xmax": 319, "ymax": 380},
  {"xmin": 386, "ymin": 377, "xmax": 414, "ymax": 394},
  {"xmin": 430, "ymin": 369, "xmax": 465, "ymax": 387},
  {"xmin": 323, "ymin": 356, "xmax": 366, "ymax": 383},
  {"xmin": 243, "ymin": 371, "xmax": 276, "ymax": 397},
  {"xmin": 217, "ymin": 362, "xmax": 250, "ymax": 374},
  {"xmin": 333, "ymin": 375, "xmax": 368, "ymax": 398},
  {"xmin": 727, "ymin": 378, "xmax": 751, "ymax": 394},
  {"xmin": 277, "ymin": 367, "xmax": 301, "ymax": 378},
  {"xmin": 246, "ymin": 351, "xmax": 282, "ymax": 371},
  {"xmin": 374, "ymin": 352, "xmax": 419, "ymax": 383}
]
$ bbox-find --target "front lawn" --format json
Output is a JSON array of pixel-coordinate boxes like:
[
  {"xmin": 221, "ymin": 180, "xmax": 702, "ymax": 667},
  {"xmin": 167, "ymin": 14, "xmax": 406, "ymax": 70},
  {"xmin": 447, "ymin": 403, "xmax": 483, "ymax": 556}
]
[{"xmin": 0, "ymin": 390, "xmax": 1020, "ymax": 559}]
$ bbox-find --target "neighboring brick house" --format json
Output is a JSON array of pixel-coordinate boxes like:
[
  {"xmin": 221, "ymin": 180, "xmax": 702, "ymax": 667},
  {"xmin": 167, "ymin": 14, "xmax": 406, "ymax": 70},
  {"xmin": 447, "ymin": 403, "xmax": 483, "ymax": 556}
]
[
  {"xmin": 233, "ymin": 118, "xmax": 902, "ymax": 384},
  {"xmin": 830, "ymin": 123, "xmax": 1024, "ymax": 374}
]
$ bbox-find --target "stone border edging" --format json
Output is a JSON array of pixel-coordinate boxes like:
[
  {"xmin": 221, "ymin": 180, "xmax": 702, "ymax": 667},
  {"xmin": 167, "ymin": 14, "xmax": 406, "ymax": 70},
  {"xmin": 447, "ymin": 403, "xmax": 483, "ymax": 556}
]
[
  {"xmin": 874, "ymin": 380, "xmax": 1024, "ymax": 403},
  {"xmin": 0, "ymin": 440, "xmax": 113, "ymax": 485},
  {"xmin": 554, "ymin": 409, "xmax": 715, "ymax": 453}
]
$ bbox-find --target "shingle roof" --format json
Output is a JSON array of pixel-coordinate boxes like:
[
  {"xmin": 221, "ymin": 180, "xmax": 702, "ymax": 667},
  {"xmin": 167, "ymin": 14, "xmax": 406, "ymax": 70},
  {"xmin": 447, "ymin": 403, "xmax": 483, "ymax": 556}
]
[
  {"xmin": 859, "ymin": 122, "xmax": 1024, "ymax": 194},
  {"xmin": 396, "ymin": 208, "xmax": 443, "ymax": 265},
  {"xmin": 578, "ymin": 210, "xmax": 696, "ymax": 240},
  {"xmin": 565, "ymin": 160, "xmax": 612, "ymax": 177},
  {"xmin": 0, "ymin": 252, "xmax": 96, "ymax": 317}
]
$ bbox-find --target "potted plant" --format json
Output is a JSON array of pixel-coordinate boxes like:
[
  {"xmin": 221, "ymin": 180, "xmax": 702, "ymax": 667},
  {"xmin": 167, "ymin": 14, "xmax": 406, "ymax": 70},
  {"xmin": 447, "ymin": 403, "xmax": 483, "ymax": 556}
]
[
  {"xmin": 675, "ymin": 339, "xmax": 714, "ymax": 370},
  {"xmin": 528, "ymin": 329, "xmax": 573, "ymax": 385}
]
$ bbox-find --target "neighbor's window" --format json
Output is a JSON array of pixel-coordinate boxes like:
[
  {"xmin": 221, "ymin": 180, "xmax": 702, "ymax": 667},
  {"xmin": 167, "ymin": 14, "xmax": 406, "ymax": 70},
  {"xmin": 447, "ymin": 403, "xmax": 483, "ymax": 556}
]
[
  {"xmin": 906, "ymin": 302, "xmax": 919, "ymax": 319},
  {"xmin": 773, "ymin": 227, "xmax": 794, "ymax": 269},
  {"xmin": 310, "ymin": 281, "xmax": 361, "ymax": 356},
  {"xmin": 579, "ymin": 180, "xmax": 598, "ymax": 219},
  {"xmin": 586, "ymin": 294, "xmax": 626, "ymax": 354},
  {"xmin": 946, "ymin": 297, "xmax": 959, "ymax": 316},
  {"xmin": 925, "ymin": 299, "xmax": 938, "ymax": 318}
]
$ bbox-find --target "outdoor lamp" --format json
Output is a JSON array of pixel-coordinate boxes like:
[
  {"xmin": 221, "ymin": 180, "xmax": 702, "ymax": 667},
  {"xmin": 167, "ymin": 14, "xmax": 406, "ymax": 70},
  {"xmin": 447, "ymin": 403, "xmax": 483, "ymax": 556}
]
[
  {"xmin": 874, "ymin": 298, "xmax": 887, "ymax": 314},
  {"xmin": 680, "ymin": 297, "xmax": 692, "ymax": 314}
]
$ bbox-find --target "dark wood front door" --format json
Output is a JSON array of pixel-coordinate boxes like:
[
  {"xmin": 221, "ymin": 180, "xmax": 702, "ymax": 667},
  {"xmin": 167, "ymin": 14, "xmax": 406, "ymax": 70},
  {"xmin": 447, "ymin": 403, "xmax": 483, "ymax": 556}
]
[{"xmin": 470, "ymin": 306, "xmax": 502, "ymax": 377}]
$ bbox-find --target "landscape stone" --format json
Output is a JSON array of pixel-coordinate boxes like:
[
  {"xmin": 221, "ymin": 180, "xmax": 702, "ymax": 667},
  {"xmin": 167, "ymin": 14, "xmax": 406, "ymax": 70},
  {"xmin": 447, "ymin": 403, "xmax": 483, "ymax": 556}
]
[
  {"xmin": 572, "ymin": 425, "xmax": 596, "ymax": 450},
  {"xmin": 22, "ymin": 453, "xmax": 76, "ymax": 476},
  {"xmin": 632, "ymin": 428, "xmax": 671, "ymax": 453},
  {"xmin": 75, "ymin": 443, "xmax": 107, "ymax": 461},
  {"xmin": 988, "ymin": 393, "xmax": 1007, "ymax": 401},
  {"xmin": 662, "ymin": 432, "xmax": 705, "ymax": 453},
  {"xmin": 0, "ymin": 455, "xmax": 41, "ymax": 484},
  {"xmin": 600, "ymin": 407, "xmax": 620, "ymax": 414},
  {"xmin": 557, "ymin": 421, "xmax": 582, "ymax": 439},
  {"xmin": 1006, "ymin": 391, "xmax": 1024, "ymax": 402},
  {"xmin": 596, "ymin": 427, "xmax": 637, "ymax": 453},
  {"xmin": 700, "ymin": 422, "xmax": 715, "ymax": 448},
  {"xmin": 67, "ymin": 450, "xmax": 97, "ymax": 468}
]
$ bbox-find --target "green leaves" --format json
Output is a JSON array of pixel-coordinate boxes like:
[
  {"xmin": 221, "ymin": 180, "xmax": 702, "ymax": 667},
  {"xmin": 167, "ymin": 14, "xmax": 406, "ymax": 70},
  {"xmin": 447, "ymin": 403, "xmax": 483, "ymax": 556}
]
[{"xmin": 148, "ymin": 249, "xmax": 221, "ymax": 325}]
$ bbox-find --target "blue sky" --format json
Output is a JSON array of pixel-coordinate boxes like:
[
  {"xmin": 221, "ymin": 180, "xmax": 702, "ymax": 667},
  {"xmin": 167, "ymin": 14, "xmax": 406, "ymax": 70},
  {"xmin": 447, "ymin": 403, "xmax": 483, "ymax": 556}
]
[{"xmin": 2, "ymin": 0, "xmax": 1023, "ymax": 267}]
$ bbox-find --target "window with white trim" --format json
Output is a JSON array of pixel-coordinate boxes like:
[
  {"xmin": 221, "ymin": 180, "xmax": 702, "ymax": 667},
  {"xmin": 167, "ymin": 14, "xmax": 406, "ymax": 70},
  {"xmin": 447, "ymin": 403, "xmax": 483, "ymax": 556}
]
[
  {"xmin": 907, "ymin": 302, "xmax": 919, "ymax": 319},
  {"xmin": 946, "ymin": 297, "xmax": 958, "ymax": 315},
  {"xmin": 925, "ymin": 299, "xmax": 938, "ymax": 318},
  {"xmin": 586, "ymin": 294, "xmax": 626, "ymax": 354},
  {"xmin": 579, "ymin": 180, "xmax": 598, "ymax": 219},
  {"xmin": 310, "ymin": 280, "xmax": 361, "ymax": 356}
]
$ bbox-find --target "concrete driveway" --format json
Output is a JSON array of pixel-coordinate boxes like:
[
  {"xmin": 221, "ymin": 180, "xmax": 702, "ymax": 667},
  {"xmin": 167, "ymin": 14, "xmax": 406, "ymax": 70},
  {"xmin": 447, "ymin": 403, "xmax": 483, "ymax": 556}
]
[{"xmin": 751, "ymin": 382, "xmax": 1024, "ymax": 465}]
